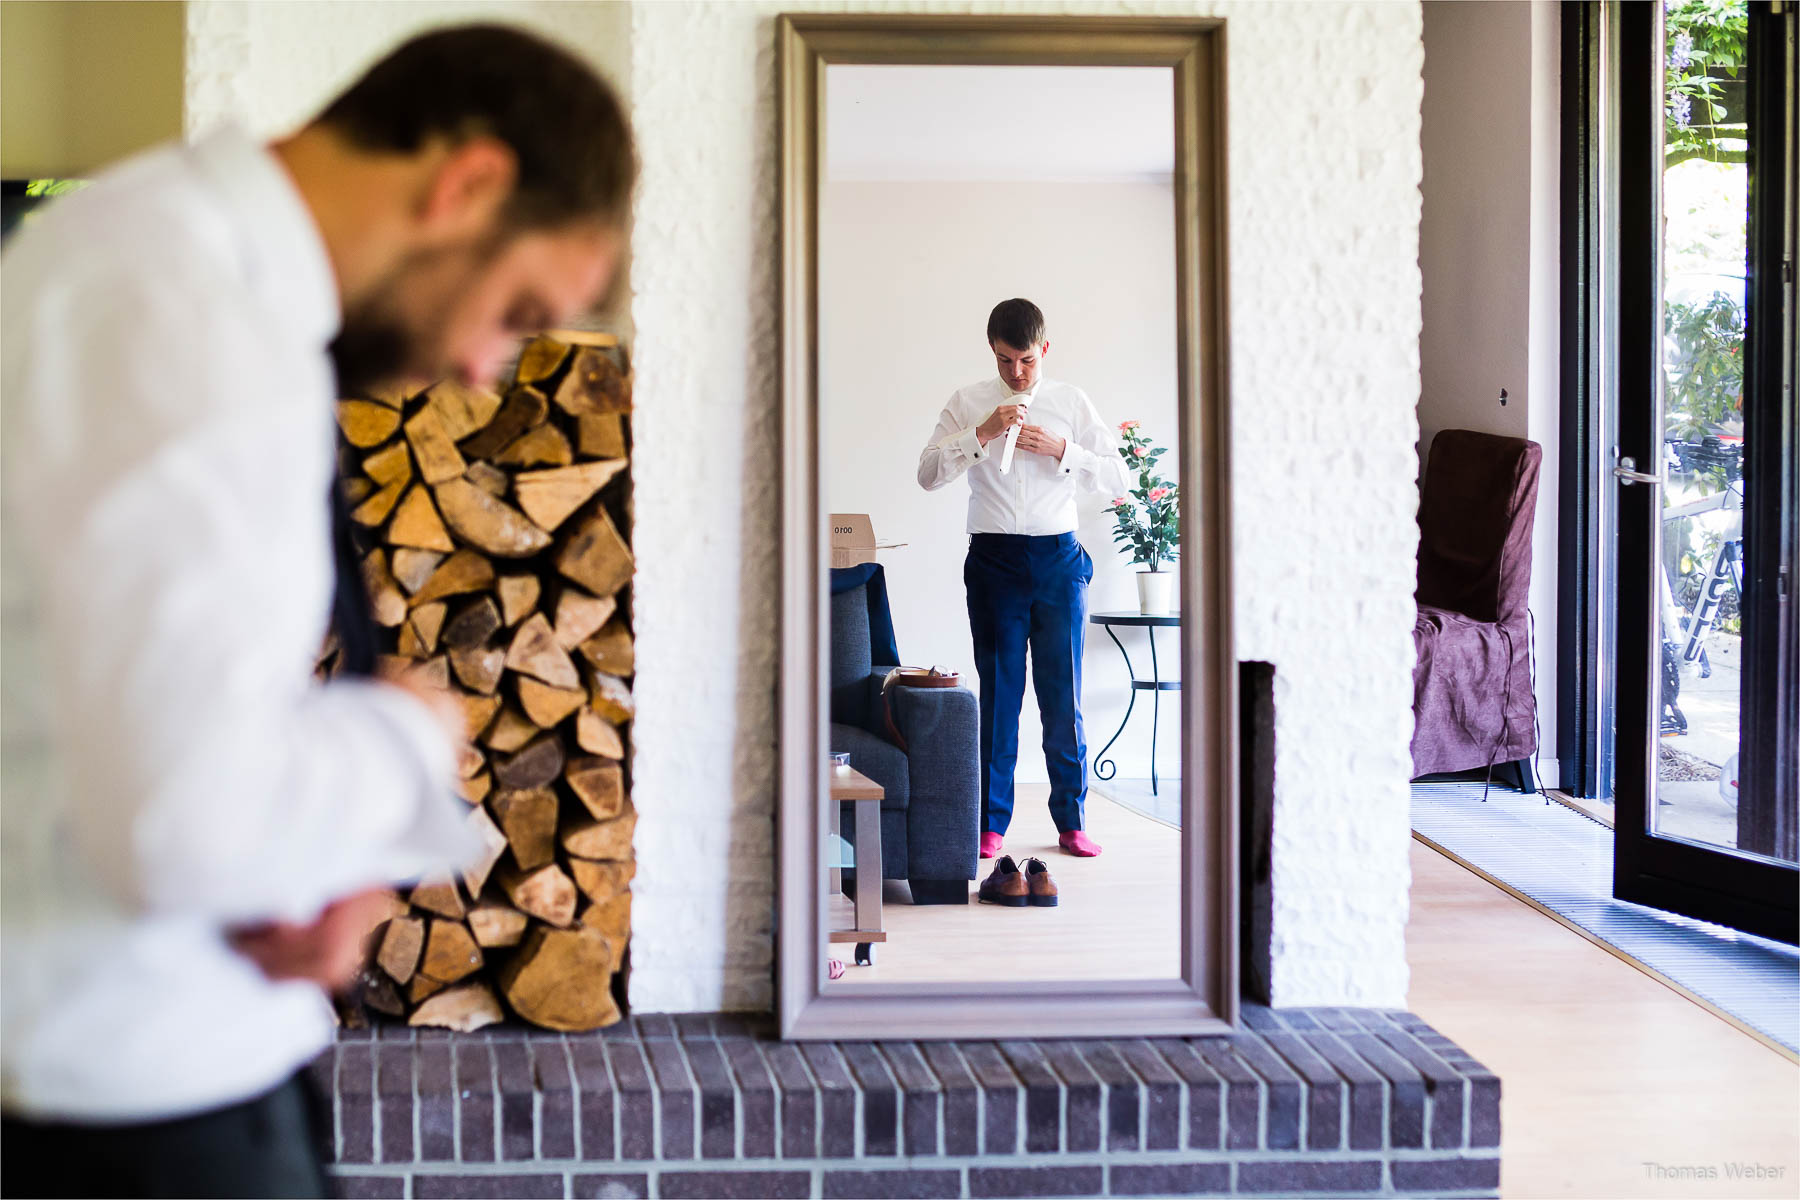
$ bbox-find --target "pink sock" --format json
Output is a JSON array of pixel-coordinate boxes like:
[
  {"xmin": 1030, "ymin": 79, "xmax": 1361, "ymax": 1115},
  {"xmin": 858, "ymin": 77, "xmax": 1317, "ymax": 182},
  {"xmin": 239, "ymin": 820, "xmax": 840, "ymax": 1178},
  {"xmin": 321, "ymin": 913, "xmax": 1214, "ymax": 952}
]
[
  {"xmin": 1059, "ymin": 830, "xmax": 1102, "ymax": 857},
  {"xmin": 980, "ymin": 831, "xmax": 1004, "ymax": 859}
]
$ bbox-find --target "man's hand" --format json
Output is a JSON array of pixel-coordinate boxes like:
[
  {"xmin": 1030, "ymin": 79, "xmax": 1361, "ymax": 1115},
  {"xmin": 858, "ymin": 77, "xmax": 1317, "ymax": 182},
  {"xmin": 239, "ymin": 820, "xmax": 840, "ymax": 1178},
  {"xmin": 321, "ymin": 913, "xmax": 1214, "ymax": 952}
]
[
  {"xmin": 976, "ymin": 404, "xmax": 1028, "ymax": 446},
  {"xmin": 1015, "ymin": 425, "xmax": 1067, "ymax": 460},
  {"xmin": 228, "ymin": 888, "xmax": 394, "ymax": 991}
]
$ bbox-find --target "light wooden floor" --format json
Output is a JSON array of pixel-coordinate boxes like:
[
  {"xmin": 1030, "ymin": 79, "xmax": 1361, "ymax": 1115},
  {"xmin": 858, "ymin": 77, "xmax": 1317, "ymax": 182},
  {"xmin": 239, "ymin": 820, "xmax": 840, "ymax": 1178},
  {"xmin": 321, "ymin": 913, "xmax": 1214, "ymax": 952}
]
[
  {"xmin": 1407, "ymin": 838, "xmax": 1800, "ymax": 1199},
  {"xmin": 825, "ymin": 798, "xmax": 1798, "ymax": 1196},
  {"xmin": 831, "ymin": 785, "xmax": 1182, "ymax": 985}
]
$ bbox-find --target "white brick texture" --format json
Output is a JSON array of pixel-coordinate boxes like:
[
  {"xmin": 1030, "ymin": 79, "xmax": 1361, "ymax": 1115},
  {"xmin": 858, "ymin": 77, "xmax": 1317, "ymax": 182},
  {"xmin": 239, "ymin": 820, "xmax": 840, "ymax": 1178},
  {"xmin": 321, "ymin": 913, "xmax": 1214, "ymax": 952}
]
[
  {"xmin": 183, "ymin": 0, "xmax": 1423, "ymax": 1014},
  {"xmin": 626, "ymin": 0, "xmax": 1422, "ymax": 1012},
  {"xmin": 184, "ymin": 1, "xmax": 630, "ymax": 140},
  {"xmin": 626, "ymin": 2, "xmax": 1425, "ymax": 1014}
]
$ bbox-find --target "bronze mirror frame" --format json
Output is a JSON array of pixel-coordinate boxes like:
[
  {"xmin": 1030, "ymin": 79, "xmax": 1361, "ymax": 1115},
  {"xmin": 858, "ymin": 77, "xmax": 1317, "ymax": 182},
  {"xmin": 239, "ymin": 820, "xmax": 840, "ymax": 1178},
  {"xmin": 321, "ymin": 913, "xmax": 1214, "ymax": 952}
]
[{"xmin": 777, "ymin": 12, "xmax": 1236, "ymax": 1040}]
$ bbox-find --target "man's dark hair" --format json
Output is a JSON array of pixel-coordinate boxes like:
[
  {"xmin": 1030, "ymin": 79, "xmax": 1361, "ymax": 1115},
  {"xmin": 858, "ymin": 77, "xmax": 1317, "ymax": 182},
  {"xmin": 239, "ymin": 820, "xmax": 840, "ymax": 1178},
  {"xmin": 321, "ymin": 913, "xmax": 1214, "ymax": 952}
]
[
  {"xmin": 316, "ymin": 25, "xmax": 635, "ymax": 231},
  {"xmin": 987, "ymin": 298, "xmax": 1046, "ymax": 350}
]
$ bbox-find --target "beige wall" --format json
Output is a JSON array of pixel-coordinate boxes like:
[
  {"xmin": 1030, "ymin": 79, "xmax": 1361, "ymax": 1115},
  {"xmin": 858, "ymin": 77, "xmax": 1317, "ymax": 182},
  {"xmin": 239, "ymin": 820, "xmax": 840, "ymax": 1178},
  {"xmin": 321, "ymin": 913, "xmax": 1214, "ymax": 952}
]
[
  {"xmin": 1418, "ymin": 0, "xmax": 1561, "ymax": 785},
  {"xmin": 1419, "ymin": 0, "xmax": 1533, "ymax": 452},
  {"xmin": 821, "ymin": 178, "xmax": 1181, "ymax": 783},
  {"xmin": 1, "ymin": 2, "xmax": 185, "ymax": 178}
]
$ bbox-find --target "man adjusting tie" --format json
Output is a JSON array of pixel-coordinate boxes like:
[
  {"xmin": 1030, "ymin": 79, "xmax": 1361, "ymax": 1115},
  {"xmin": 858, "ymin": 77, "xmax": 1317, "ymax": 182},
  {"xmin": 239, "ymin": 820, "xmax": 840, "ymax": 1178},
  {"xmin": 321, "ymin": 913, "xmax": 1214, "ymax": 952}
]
[{"xmin": 918, "ymin": 299, "xmax": 1129, "ymax": 860}]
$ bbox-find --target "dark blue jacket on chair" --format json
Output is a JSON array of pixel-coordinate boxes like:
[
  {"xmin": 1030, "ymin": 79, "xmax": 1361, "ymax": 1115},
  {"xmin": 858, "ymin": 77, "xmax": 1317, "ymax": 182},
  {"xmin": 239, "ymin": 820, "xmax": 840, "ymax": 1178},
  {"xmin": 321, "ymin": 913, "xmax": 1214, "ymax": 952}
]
[{"xmin": 829, "ymin": 565, "xmax": 981, "ymax": 904}]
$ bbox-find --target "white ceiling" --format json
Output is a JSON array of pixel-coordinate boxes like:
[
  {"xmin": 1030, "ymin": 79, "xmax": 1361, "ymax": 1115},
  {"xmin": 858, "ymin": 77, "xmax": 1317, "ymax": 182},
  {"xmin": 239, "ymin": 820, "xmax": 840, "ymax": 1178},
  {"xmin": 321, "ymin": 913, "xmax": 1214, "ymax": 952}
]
[{"xmin": 824, "ymin": 65, "xmax": 1175, "ymax": 183}]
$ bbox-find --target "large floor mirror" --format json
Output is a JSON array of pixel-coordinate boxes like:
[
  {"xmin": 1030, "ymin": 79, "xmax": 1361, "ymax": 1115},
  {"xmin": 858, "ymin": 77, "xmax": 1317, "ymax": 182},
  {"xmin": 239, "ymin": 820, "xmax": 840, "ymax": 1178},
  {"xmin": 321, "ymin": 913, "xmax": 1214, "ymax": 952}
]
[{"xmin": 778, "ymin": 15, "xmax": 1235, "ymax": 1040}]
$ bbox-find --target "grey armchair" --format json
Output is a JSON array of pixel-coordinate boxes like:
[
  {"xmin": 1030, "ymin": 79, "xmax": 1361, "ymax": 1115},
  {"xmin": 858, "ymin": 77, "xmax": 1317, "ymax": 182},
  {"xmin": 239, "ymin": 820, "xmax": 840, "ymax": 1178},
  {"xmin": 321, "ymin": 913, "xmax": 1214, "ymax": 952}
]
[{"xmin": 829, "ymin": 573, "xmax": 981, "ymax": 904}]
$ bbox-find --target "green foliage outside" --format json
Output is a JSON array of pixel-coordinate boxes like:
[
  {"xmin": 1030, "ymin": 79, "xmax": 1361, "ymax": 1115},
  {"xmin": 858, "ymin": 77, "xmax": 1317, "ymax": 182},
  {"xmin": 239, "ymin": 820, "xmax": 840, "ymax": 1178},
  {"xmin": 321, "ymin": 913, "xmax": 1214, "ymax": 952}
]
[
  {"xmin": 1662, "ymin": 1, "xmax": 1747, "ymax": 635},
  {"xmin": 1663, "ymin": 0, "xmax": 1748, "ymax": 168},
  {"xmin": 1664, "ymin": 291, "xmax": 1744, "ymax": 444},
  {"xmin": 23, "ymin": 179, "xmax": 89, "ymax": 198},
  {"xmin": 1662, "ymin": 0, "xmax": 1747, "ymax": 446}
]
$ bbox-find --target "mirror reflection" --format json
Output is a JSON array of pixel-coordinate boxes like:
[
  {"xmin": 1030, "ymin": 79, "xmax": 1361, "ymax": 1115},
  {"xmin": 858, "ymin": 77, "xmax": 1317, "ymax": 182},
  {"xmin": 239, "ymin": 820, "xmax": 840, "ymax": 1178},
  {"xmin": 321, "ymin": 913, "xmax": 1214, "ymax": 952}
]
[{"xmin": 820, "ymin": 64, "xmax": 1184, "ymax": 985}]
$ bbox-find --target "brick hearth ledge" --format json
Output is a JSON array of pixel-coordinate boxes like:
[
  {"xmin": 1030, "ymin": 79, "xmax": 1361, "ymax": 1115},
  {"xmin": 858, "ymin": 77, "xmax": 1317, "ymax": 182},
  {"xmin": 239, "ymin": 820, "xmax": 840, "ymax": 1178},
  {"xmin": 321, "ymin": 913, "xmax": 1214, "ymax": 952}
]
[{"xmin": 314, "ymin": 1007, "xmax": 1499, "ymax": 1199}]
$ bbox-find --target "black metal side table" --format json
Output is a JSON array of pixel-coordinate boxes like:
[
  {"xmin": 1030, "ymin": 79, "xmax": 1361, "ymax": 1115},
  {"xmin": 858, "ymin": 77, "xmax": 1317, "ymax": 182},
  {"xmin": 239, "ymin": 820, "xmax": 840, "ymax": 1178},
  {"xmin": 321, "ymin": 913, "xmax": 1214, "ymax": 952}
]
[{"xmin": 1088, "ymin": 611, "xmax": 1181, "ymax": 796}]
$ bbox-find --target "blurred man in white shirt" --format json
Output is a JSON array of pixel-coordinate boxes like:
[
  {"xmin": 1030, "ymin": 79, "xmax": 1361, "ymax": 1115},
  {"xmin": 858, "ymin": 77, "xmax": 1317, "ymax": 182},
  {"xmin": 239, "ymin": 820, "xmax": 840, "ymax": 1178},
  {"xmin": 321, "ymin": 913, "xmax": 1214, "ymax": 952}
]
[
  {"xmin": 919, "ymin": 300, "xmax": 1129, "ymax": 862},
  {"xmin": 0, "ymin": 24, "xmax": 634, "ymax": 1197}
]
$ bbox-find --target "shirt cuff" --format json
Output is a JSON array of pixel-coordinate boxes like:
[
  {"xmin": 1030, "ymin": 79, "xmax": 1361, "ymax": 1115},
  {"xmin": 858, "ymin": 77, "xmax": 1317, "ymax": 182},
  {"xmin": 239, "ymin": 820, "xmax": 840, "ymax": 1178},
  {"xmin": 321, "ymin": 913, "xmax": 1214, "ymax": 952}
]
[
  {"xmin": 339, "ymin": 681, "xmax": 477, "ymax": 881},
  {"xmin": 945, "ymin": 425, "xmax": 987, "ymax": 464},
  {"xmin": 1056, "ymin": 440, "xmax": 1086, "ymax": 477}
]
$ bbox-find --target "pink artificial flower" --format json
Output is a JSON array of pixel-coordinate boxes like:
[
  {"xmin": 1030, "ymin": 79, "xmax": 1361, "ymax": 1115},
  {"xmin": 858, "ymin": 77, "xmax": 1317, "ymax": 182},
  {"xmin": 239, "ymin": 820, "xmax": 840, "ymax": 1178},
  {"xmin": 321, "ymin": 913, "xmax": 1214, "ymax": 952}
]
[
  {"xmin": 1118, "ymin": 419, "xmax": 1140, "ymax": 432},
  {"xmin": 1147, "ymin": 486, "xmax": 1171, "ymax": 503},
  {"xmin": 1130, "ymin": 444, "xmax": 1147, "ymax": 457},
  {"xmin": 1110, "ymin": 497, "xmax": 1128, "ymax": 508}
]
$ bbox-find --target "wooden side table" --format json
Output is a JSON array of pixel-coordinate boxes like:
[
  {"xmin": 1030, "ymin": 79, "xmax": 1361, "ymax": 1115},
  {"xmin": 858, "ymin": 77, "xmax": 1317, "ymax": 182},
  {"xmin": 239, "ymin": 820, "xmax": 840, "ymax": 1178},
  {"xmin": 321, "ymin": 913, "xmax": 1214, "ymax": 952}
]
[{"xmin": 828, "ymin": 766, "xmax": 887, "ymax": 966}]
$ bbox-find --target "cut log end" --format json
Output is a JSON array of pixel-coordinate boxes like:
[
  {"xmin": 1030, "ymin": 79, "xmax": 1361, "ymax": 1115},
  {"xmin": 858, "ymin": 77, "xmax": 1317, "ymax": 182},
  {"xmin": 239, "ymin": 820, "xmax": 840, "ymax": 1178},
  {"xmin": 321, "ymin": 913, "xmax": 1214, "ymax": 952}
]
[
  {"xmin": 497, "ymin": 925, "xmax": 621, "ymax": 1031},
  {"xmin": 388, "ymin": 485, "xmax": 456, "ymax": 552},
  {"xmin": 404, "ymin": 405, "xmax": 467, "ymax": 485},
  {"xmin": 409, "ymin": 874, "xmax": 467, "ymax": 921},
  {"xmin": 376, "ymin": 915, "xmax": 424, "ymax": 984},
  {"xmin": 490, "ymin": 786, "xmax": 558, "ymax": 872},
  {"xmin": 409, "ymin": 549, "xmax": 494, "ymax": 608},
  {"xmin": 435, "ymin": 478, "xmax": 551, "ymax": 558},
  {"xmin": 567, "ymin": 757, "xmax": 625, "ymax": 821},
  {"xmin": 494, "ymin": 735, "xmax": 565, "ymax": 791},
  {"xmin": 468, "ymin": 901, "xmax": 528, "ymax": 948},
  {"xmin": 556, "ymin": 509, "xmax": 634, "ymax": 598},
  {"xmin": 561, "ymin": 808, "xmax": 637, "ymax": 862},
  {"xmin": 408, "ymin": 981, "xmax": 504, "ymax": 1032},
  {"xmin": 420, "ymin": 918, "xmax": 483, "ymax": 985},
  {"xmin": 517, "ymin": 676, "xmax": 586, "ymax": 728},
  {"xmin": 575, "ymin": 709, "xmax": 626, "ymax": 760},
  {"xmin": 338, "ymin": 400, "xmax": 401, "ymax": 447},
  {"xmin": 505, "ymin": 613, "xmax": 579, "ymax": 689},
  {"xmin": 495, "ymin": 861, "xmax": 578, "ymax": 928}
]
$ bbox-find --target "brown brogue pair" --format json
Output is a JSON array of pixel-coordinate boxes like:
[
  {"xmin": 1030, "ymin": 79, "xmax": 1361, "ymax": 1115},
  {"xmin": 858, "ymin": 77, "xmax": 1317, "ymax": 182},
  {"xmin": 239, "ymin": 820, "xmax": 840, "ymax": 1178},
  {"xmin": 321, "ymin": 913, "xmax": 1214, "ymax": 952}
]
[{"xmin": 976, "ymin": 855, "xmax": 1058, "ymax": 907}]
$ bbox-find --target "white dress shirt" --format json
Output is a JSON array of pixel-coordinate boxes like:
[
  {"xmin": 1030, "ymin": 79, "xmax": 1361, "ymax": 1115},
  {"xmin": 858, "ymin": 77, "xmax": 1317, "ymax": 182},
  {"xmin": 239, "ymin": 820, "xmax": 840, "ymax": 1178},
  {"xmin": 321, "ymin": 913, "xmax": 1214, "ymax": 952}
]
[
  {"xmin": 1, "ymin": 127, "xmax": 473, "ymax": 1121},
  {"xmin": 917, "ymin": 376, "xmax": 1130, "ymax": 535}
]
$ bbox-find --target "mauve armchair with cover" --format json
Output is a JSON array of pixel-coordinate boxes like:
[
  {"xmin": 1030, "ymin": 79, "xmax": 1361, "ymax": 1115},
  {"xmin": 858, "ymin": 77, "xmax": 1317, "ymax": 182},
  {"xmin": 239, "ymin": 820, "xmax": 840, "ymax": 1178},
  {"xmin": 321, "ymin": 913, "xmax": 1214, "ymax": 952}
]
[
  {"xmin": 1412, "ymin": 429, "xmax": 1543, "ymax": 790},
  {"xmin": 829, "ymin": 566, "xmax": 982, "ymax": 904}
]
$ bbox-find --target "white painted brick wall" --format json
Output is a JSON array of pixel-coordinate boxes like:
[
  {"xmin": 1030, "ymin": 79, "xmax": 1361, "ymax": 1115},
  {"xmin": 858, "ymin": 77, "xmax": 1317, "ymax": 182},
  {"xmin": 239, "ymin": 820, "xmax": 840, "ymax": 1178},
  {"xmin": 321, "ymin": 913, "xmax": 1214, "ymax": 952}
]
[
  {"xmin": 184, "ymin": 1, "xmax": 631, "ymax": 140},
  {"xmin": 627, "ymin": 0, "xmax": 1422, "ymax": 1011},
  {"xmin": 185, "ymin": 0, "xmax": 1423, "ymax": 1014}
]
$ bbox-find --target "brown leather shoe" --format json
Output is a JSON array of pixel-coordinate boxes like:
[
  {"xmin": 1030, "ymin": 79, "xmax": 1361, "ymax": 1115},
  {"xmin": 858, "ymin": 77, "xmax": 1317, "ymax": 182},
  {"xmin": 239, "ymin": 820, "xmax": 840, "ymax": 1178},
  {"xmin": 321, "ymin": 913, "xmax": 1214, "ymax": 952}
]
[
  {"xmin": 977, "ymin": 856, "xmax": 1028, "ymax": 907},
  {"xmin": 1023, "ymin": 857, "xmax": 1059, "ymax": 907}
]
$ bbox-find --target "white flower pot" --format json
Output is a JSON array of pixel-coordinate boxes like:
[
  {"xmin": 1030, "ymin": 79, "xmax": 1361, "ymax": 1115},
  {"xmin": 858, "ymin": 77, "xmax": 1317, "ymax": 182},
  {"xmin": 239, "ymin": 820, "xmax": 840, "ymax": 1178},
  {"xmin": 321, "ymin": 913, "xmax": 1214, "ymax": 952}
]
[{"xmin": 1136, "ymin": 569, "xmax": 1174, "ymax": 615}]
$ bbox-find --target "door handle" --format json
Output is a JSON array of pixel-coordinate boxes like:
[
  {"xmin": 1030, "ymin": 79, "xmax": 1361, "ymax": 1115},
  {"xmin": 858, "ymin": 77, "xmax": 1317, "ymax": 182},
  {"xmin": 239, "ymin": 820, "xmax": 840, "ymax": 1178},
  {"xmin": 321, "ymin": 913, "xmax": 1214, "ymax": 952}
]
[{"xmin": 1613, "ymin": 456, "xmax": 1663, "ymax": 486}]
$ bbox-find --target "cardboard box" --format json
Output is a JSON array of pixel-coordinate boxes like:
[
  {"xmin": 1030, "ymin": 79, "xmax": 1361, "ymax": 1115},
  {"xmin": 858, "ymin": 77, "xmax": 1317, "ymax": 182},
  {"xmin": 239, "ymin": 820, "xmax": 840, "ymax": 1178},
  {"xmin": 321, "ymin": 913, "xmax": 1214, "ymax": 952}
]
[{"xmin": 830, "ymin": 513, "xmax": 906, "ymax": 568}]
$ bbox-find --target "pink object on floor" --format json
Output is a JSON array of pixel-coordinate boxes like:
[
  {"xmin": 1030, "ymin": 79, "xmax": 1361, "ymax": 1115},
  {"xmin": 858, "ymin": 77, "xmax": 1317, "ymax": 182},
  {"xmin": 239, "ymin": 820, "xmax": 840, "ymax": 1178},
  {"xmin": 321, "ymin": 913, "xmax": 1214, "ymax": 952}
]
[
  {"xmin": 980, "ymin": 831, "xmax": 1004, "ymax": 859},
  {"xmin": 828, "ymin": 959, "xmax": 846, "ymax": 980},
  {"xmin": 1059, "ymin": 830, "xmax": 1103, "ymax": 857}
]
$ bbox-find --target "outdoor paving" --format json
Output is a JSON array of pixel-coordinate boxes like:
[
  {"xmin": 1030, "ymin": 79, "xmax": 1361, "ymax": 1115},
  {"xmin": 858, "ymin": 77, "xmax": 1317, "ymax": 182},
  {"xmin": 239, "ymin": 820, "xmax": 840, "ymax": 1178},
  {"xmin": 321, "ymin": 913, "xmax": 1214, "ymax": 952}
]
[{"xmin": 1658, "ymin": 634, "xmax": 1741, "ymax": 850}]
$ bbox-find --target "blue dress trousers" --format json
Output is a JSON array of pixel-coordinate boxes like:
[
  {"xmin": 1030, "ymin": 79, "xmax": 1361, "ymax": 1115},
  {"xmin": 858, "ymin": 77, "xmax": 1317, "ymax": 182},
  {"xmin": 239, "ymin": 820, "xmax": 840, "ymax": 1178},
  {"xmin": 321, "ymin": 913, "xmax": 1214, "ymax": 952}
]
[{"xmin": 964, "ymin": 532, "xmax": 1093, "ymax": 835}]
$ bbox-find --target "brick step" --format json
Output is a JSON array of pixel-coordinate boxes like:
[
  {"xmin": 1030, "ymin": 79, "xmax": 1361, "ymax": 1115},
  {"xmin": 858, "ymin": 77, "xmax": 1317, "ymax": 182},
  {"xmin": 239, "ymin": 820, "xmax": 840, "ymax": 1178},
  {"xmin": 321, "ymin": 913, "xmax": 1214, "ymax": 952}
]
[{"xmin": 319, "ymin": 1007, "xmax": 1500, "ymax": 1198}]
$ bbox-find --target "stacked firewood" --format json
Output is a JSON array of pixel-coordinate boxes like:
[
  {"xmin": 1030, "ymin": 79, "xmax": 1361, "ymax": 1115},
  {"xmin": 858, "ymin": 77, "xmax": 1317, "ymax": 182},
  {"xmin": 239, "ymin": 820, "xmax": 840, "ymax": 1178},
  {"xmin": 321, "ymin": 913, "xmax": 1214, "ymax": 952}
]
[{"xmin": 328, "ymin": 331, "xmax": 634, "ymax": 1033}]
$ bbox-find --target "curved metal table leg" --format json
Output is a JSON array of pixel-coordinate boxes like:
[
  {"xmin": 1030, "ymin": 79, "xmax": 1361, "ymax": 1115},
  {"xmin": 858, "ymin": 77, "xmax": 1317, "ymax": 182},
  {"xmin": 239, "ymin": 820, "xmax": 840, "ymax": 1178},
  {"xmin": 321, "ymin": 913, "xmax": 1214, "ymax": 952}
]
[
  {"xmin": 1093, "ymin": 623, "xmax": 1137, "ymax": 781},
  {"xmin": 1148, "ymin": 626, "xmax": 1160, "ymax": 796}
]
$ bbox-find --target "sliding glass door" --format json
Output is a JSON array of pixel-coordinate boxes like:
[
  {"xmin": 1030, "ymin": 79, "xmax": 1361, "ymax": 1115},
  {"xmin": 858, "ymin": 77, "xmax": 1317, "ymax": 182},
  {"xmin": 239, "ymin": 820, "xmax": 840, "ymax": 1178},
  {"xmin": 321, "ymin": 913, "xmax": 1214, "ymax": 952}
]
[{"xmin": 1613, "ymin": 0, "xmax": 1796, "ymax": 942}]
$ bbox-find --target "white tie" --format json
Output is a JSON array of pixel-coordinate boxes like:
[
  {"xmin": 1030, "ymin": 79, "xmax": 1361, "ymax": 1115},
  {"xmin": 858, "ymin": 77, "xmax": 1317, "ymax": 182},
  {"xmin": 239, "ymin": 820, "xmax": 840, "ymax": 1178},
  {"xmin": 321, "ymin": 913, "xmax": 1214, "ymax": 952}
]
[{"xmin": 998, "ymin": 385, "xmax": 1036, "ymax": 475}]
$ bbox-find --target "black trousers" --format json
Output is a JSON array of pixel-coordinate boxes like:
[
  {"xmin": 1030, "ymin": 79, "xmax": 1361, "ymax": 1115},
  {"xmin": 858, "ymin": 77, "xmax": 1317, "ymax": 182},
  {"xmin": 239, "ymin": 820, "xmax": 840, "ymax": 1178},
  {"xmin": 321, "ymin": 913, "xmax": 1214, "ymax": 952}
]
[{"xmin": 2, "ymin": 1073, "xmax": 331, "ymax": 1199}]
